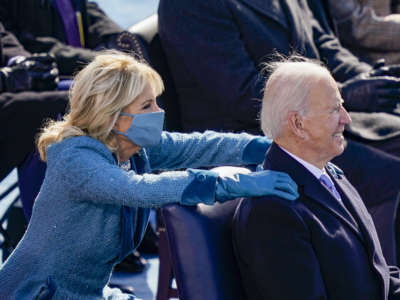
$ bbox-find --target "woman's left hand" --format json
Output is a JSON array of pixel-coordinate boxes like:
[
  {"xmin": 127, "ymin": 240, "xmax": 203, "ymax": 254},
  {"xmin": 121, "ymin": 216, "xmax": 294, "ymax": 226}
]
[{"xmin": 215, "ymin": 170, "xmax": 299, "ymax": 202}]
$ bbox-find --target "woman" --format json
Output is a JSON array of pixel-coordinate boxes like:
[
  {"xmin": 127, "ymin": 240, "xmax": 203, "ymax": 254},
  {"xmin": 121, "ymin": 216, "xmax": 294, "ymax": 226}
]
[{"xmin": 0, "ymin": 51, "xmax": 298, "ymax": 299}]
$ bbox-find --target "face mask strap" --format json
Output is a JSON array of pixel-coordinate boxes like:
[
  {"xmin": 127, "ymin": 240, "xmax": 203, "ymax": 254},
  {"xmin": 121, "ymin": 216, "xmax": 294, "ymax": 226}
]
[
  {"xmin": 112, "ymin": 129, "xmax": 127, "ymax": 137},
  {"xmin": 120, "ymin": 112, "xmax": 135, "ymax": 117}
]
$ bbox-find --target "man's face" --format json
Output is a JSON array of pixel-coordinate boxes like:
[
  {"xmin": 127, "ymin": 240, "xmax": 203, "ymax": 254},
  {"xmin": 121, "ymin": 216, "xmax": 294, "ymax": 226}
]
[{"xmin": 301, "ymin": 74, "xmax": 351, "ymax": 164}]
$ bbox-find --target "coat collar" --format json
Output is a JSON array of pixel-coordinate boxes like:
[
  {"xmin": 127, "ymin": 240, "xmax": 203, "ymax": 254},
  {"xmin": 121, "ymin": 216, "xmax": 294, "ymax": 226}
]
[{"xmin": 263, "ymin": 143, "xmax": 362, "ymax": 238}]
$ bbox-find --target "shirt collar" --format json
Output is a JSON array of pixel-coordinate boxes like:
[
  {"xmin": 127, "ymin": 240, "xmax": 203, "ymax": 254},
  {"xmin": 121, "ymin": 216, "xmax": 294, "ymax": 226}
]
[{"xmin": 278, "ymin": 145, "xmax": 328, "ymax": 180}]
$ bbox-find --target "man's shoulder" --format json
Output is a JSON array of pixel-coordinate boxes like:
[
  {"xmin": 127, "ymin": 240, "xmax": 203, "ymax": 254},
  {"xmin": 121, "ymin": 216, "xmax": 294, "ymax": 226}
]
[{"xmin": 235, "ymin": 195, "xmax": 305, "ymax": 224}]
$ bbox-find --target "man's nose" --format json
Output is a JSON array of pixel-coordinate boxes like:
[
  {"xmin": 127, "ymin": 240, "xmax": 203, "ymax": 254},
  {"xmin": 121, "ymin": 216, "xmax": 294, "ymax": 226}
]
[{"xmin": 340, "ymin": 106, "xmax": 351, "ymax": 124}]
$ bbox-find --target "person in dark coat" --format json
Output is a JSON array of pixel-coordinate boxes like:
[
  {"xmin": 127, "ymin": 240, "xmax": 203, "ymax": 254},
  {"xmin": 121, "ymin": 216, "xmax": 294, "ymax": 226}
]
[
  {"xmin": 159, "ymin": 0, "xmax": 400, "ymax": 265},
  {"xmin": 0, "ymin": 22, "xmax": 67, "ymax": 182},
  {"xmin": 0, "ymin": 0, "xmax": 123, "ymax": 77},
  {"xmin": 233, "ymin": 58, "xmax": 400, "ymax": 300}
]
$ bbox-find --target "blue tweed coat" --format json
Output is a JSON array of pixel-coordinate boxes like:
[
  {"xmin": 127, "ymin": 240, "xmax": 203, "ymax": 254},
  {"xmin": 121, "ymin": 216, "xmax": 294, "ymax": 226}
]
[{"xmin": 0, "ymin": 130, "xmax": 267, "ymax": 299}]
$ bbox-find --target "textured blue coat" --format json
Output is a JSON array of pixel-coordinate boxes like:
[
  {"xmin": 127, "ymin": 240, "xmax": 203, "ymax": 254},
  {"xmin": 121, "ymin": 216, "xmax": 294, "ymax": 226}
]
[{"xmin": 0, "ymin": 131, "xmax": 266, "ymax": 299}]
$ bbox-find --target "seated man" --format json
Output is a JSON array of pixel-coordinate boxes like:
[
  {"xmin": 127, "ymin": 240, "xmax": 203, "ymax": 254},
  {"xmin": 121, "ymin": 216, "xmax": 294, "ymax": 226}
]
[
  {"xmin": 159, "ymin": 0, "xmax": 400, "ymax": 265},
  {"xmin": 233, "ymin": 57, "xmax": 400, "ymax": 299}
]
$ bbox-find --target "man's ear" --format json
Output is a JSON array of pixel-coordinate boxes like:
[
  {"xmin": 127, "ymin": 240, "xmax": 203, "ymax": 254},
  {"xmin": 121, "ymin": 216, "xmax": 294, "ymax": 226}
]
[{"xmin": 288, "ymin": 111, "xmax": 306, "ymax": 139}]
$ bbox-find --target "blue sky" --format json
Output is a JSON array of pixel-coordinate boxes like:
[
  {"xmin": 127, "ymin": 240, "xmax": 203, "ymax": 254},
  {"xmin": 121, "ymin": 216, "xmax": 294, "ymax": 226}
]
[{"xmin": 94, "ymin": 0, "xmax": 159, "ymax": 29}]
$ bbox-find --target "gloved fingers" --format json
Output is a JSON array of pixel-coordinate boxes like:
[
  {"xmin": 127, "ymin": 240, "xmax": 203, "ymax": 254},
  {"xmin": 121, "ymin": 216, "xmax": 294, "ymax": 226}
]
[
  {"xmin": 267, "ymin": 171, "xmax": 298, "ymax": 190},
  {"xmin": 26, "ymin": 60, "xmax": 57, "ymax": 72},
  {"xmin": 376, "ymin": 87, "xmax": 400, "ymax": 98},
  {"xmin": 29, "ymin": 69, "xmax": 59, "ymax": 82},
  {"xmin": 24, "ymin": 54, "xmax": 57, "ymax": 72},
  {"xmin": 382, "ymin": 65, "xmax": 400, "ymax": 77},
  {"xmin": 376, "ymin": 79, "xmax": 400, "ymax": 89},
  {"xmin": 372, "ymin": 58, "xmax": 386, "ymax": 69},
  {"xmin": 274, "ymin": 178, "xmax": 298, "ymax": 195},
  {"xmin": 270, "ymin": 189, "xmax": 298, "ymax": 201},
  {"xmin": 275, "ymin": 177, "xmax": 298, "ymax": 194},
  {"xmin": 375, "ymin": 98, "xmax": 398, "ymax": 112},
  {"xmin": 372, "ymin": 65, "xmax": 400, "ymax": 77},
  {"xmin": 31, "ymin": 53, "xmax": 56, "ymax": 64}
]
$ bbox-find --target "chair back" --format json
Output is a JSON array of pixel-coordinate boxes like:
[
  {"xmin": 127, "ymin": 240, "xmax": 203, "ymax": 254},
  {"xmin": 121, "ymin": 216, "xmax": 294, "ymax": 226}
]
[
  {"xmin": 0, "ymin": 172, "xmax": 23, "ymax": 262},
  {"xmin": 161, "ymin": 199, "xmax": 246, "ymax": 300}
]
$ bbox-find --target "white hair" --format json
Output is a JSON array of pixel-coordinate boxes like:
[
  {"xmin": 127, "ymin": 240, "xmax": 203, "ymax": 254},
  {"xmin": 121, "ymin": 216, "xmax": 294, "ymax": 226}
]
[{"xmin": 260, "ymin": 57, "xmax": 331, "ymax": 139}]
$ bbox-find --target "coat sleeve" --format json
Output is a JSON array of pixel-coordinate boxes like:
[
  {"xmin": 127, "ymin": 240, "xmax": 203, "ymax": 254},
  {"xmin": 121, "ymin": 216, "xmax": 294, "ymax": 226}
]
[
  {"xmin": 328, "ymin": 0, "xmax": 400, "ymax": 52},
  {"xmin": 84, "ymin": 1, "xmax": 123, "ymax": 47},
  {"xmin": 0, "ymin": 1, "xmax": 123, "ymax": 76},
  {"xmin": 35, "ymin": 2, "xmax": 122, "ymax": 76},
  {"xmin": 53, "ymin": 141, "xmax": 218, "ymax": 208},
  {"xmin": 233, "ymin": 197, "xmax": 328, "ymax": 299},
  {"xmin": 158, "ymin": 0, "xmax": 263, "ymax": 130},
  {"xmin": 306, "ymin": 0, "xmax": 372, "ymax": 82},
  {"xmin": 146, "ymin": 131, "xmax": 269, "ymax": 171},
  {"xmin": 0, "ymin": 22, "xmax": 30, "ymax": 65}
]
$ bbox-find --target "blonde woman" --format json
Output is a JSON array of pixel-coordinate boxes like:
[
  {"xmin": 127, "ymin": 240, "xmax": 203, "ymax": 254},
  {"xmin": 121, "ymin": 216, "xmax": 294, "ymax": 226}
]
[{"xmin": 0, "ymin": 51, "xmax": 297, "ymax": 299}]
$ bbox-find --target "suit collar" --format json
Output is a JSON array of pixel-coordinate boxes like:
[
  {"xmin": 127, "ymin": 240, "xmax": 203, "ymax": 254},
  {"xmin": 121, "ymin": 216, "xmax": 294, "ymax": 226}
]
[{"xmin": 263, "ymin": 143, "xmax": 362, "ymax": 237}]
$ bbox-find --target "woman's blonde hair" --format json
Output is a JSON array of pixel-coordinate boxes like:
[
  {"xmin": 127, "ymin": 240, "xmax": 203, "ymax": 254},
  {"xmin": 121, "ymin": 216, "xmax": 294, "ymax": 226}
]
[{"xmin": 37, "ymin": 50, "xmax": 164, "ymax": 161}]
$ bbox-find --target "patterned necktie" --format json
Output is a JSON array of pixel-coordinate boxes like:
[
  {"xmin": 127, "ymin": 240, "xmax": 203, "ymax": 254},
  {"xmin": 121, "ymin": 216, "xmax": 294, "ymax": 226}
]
[
  {"xmin": 52, "ymin": 0, "xmax": 82, "ymax": 47},
  {"xmin": 319, "ymin": 173, "xmax": 342, "ymax": 202}
]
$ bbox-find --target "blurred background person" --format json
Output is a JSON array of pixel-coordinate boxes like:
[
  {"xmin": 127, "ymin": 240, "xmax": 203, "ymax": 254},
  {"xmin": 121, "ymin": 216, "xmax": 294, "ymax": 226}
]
[{"xmin": 328, "ymin": 0, "xmax": 400, "ymax": 65}]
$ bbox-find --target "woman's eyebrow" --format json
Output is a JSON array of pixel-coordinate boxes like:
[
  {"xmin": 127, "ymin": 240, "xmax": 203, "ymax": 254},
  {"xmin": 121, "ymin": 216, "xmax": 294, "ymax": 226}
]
[{"xmin": 142, "ymin": 99, "xmax": 154, "ymax": 105}]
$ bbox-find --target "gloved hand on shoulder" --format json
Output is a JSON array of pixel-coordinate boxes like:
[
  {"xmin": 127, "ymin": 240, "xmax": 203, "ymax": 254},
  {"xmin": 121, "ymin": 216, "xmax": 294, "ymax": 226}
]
[
  {"xmin": 215, "ymin": 169, "xmax": 298, "ymax": 202},
  {"xmin": 0, "ymin": 53, "xmax": 59, "ymax": 92}
]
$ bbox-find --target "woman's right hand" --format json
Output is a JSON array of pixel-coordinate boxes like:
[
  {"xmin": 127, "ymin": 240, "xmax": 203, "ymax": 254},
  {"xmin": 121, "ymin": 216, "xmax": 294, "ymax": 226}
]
[{"xmin": 215, "ymin": 170, "xmax": 299, "ymax": 202}]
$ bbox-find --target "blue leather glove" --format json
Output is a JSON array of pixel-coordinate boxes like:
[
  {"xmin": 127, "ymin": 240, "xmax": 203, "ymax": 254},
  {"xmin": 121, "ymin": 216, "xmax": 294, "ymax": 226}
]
[{"xmin": 215, "ymin": 170, "xmax": 298, "ymax": 202}]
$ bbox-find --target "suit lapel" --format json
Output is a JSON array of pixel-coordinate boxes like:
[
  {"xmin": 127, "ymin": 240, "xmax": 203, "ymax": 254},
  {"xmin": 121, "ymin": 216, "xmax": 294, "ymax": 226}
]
[
  {"xmin": 334, "ymin": 177, "xmax": 390, "ymax": 296},
  {"xmin": 334, "ymin": 177, "xmax": 380, "ymax": 246},
  {"xmin": 264, "ymin": 143, "xmax": 363, "ymax": 241}
]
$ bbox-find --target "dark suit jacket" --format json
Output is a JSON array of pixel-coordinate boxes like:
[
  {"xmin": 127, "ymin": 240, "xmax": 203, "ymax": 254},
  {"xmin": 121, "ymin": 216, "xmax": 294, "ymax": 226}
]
[
  {"xmin": 159, "ymin": 0, "xmax": 370, "ymax": 133},
  {"xmin": 233, "ymin": 143, "xmax": 400, "ymax": 299},
  {"xmin": 0, "ymin": 0, "xmax": 122, "ymax": 75},
  {"xmin": 159, "ymin": 0, "xmax": 400, "ymax": 142},
  {"xmin": 0, "ymin": 22, "xmax": 68, "ymax": 180}
]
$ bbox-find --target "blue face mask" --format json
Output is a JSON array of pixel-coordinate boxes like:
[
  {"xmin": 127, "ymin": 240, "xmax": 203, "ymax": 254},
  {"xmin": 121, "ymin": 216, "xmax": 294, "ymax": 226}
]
[{"xmin": 113, "ymin": 111, "xmax": 165, "ymax": 147}]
